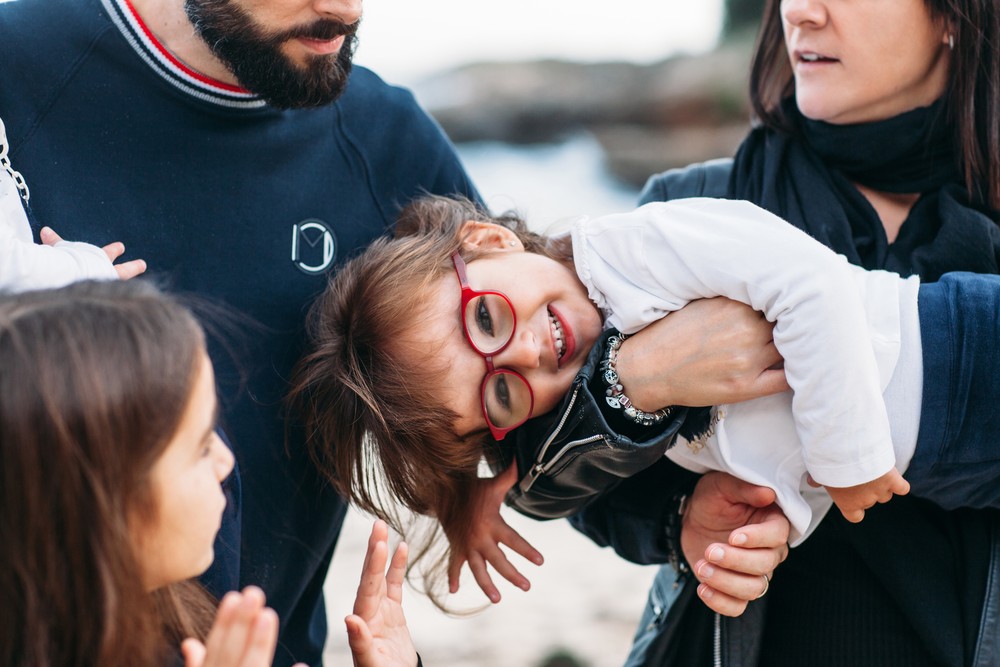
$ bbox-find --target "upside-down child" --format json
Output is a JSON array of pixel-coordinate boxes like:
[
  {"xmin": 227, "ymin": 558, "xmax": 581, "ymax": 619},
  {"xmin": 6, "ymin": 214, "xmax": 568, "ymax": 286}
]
[{"xmin": 290, "ymin": 195, "xmax": 1000, "ymax": 605}]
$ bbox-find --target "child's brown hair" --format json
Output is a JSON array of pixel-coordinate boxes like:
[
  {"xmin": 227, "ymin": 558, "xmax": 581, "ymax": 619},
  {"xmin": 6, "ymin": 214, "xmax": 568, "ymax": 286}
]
[{"xmin": 289, "ymin": 195, "xmax": 555, "ymax": 607}]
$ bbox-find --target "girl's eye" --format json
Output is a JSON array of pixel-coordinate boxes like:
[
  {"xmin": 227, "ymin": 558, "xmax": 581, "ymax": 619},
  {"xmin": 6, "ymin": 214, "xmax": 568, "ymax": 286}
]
[
  {"xmin": 492, "ymin": 374, "xmax": 511, "ymax": 411},
  {"xmin": 475, "ymin": 297, "xmax": 495, "ymax": 337}
]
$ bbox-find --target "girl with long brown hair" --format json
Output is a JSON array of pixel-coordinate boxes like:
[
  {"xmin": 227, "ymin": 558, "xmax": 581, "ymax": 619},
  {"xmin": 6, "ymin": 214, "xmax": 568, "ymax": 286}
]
[{"xmin": 0, "ymin": 280, "xmax": 295, "ymax": 667}]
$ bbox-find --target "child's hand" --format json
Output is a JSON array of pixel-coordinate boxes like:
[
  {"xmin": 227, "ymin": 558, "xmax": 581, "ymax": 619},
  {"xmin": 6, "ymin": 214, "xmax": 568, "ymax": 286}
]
[
  {"xmin": 446, "ymin": 463, "xmax": 544, "ymax": 603},
  {"xmin": 181, "ymin": 587, "xmax": 305, "ymax": 667},
  {"xmin": 345, "ymin": 520, "xmax": 418, "ymax": 667},
  {"xmin": 40, "ymin": 226, "xmax": 147, "ymax": 280},
  {"xmin": 824, "ymin": 467, "xmax": 910, "ymax": 523}
]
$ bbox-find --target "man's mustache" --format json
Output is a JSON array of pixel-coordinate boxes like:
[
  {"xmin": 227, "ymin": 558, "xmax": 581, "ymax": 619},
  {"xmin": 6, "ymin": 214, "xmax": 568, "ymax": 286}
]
[{"xmin": 275, "ymin": 19, "xmax": 360, "ymax": 44}]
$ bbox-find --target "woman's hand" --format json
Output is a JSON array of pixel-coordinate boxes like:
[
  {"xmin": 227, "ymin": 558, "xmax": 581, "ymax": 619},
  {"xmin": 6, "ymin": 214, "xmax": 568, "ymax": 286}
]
[
  {"xmin": 181, "ymin": 587, "xmax": 303, "ymax": 667},
  {"xmin": 345, "ymin": 520, "xmax": 419, "ymax": 667},
  {"xmin": 446, "ymin": 464, "xmax": 544, "ymax": 603},
  {"xmin": 615, "ymin": 297, "xmax": 788, "ymax": 409},
  {"xmin": 681, "ymin": 472, "xmax": 790, "ymax": 617}
]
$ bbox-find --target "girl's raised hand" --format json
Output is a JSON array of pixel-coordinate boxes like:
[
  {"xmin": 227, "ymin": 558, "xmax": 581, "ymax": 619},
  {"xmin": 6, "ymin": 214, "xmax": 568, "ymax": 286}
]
[
  {"xmin": 345, "ymin": 520, "xmax": 418, "ymax": 667},
  {"xmin": 446, "ymin": 464, "xmax": 544, "ymax": 603},
  {"xmin": 181, "ymin": 587, "xmax": 304, "ymax": 667}
]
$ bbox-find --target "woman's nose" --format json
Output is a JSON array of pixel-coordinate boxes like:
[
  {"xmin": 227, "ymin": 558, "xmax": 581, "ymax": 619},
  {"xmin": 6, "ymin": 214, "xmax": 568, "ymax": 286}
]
[
  {"xmin": 782, "ymin": 0, "xmax": 827, "ymax": 28},
  {"xmin": 494, "ymin": 327, "xmax": 541, "ymax": 370}
]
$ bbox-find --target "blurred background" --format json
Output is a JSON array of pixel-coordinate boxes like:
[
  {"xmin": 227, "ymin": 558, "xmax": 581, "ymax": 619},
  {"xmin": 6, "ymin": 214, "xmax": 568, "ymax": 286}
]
[{"xmin": 324, "ymin": 2, "xmax": 763, "ymax": 665}]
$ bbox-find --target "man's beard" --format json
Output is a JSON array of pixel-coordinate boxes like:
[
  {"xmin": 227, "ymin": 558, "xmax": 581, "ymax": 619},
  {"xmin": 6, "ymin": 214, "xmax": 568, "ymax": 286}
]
[{"xmin": 184, "ymin": 0, "xmax": 358, "ymax": 109}]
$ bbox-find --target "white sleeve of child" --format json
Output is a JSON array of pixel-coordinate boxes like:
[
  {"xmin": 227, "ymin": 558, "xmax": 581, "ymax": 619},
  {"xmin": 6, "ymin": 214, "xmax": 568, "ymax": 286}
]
[
  {"xmin": 572, "ymin": 198, "xmax": 896, "ymax": 488},
  {"xmin": 0, "ymin": 218, "xmax": 118, "ymax": 292}
]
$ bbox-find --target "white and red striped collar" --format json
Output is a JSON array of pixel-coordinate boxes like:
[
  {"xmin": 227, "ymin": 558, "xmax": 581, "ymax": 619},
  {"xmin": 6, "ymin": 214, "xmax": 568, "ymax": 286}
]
[{"xmin": 102, "ymin": 0, "xmax": 266, "ymax": 109}]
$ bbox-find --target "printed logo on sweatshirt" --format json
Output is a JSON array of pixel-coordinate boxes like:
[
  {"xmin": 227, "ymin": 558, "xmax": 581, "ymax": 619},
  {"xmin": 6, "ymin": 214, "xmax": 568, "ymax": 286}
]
[{"xmin": 291, "ymin": 219, "xmax": 337, "ymax": 275}]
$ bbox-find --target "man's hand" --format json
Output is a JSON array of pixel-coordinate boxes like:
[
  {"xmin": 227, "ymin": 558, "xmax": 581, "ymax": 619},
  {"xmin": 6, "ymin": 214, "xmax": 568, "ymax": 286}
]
[
  {"xmin": 615, "ymin": 297, "xmax": 787, "ymax": 410},
  {"xmin": 40, "ymin": 226, "xmax": 147, "ymax": 280},
  {"xmin": 345, "ymin": 520, "xmax": 418, "ymax": 667},
  {"xmin": 824, "ymin": 467, "xmax": 910, "ymax": 523},
  {"xmin": 446, "ymin": 464, "xmax": 544, "ymax": 603},
  {"xmin": 681, "ymin": 472, "xmax": 790, "ymax": 616}
]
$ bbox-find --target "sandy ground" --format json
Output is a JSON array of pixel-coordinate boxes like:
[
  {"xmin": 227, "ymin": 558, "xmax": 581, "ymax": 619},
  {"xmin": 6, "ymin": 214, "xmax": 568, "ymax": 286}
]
[{"xmin": 323, "ymin": 506, "xmax": 660, "ymax": 667}]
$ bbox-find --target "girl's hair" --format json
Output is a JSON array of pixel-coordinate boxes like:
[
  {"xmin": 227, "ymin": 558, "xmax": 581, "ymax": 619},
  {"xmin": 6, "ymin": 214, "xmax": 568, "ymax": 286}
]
[
  {"xmin": 749, "ymin": 0, "xmax": 1000, "ymax": 210},
  {"xmin": 0, "ymin": 280, "xmax": 214, "ymax": 666},
  {"xmin": 290, "ymin": 195, "xmax": 553, "ymax": 608}
]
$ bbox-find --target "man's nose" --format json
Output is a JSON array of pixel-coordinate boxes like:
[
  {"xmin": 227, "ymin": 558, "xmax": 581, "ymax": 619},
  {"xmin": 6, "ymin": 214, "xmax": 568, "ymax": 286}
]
[{"xmin": 312, "ymin": 0, "xmax": 362, "ymax": 26}]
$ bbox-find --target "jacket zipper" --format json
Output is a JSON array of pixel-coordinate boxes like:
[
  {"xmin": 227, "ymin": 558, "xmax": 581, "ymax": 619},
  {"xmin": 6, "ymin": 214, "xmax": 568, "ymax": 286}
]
[
  {"xmin": 714, "ymin": 612, "xmax": 722, "ymax": 667},
  {"xmin": 520, "ymin": 387, "xmax": 607, "ymax": 494}
]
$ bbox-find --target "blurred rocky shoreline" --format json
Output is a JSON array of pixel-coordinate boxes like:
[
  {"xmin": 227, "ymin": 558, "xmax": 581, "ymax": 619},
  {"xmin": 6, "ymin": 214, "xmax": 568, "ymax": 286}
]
[{"xmin": 414, "ymin": 38, "xmax": 755, "ymax": 188}]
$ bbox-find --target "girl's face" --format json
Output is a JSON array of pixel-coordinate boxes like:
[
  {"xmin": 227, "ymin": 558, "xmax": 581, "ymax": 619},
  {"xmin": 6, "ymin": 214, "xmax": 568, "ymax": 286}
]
[
  {"xmin": 403, "ymin": 246, "xmax": 603, "ymax": 438},
  {"xmin": 782, "ymin": 0, "xmax": 951, "ymax": 124},
  {"xmin": 132, "ymin": 351, "xmax": 235, "ymax": 591}
]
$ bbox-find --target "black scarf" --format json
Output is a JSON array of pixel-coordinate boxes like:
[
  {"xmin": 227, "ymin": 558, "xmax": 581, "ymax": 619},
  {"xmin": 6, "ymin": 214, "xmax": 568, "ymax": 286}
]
[{"xmin": 729, "ymin": 99, "xmax": 1000, "ymax": 282}]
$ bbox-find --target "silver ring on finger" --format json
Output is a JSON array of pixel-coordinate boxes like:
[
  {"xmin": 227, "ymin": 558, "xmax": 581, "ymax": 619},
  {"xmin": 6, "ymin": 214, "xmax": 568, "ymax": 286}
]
[{"xmin": 755, "ymin": 573, "xmax": 770, "ymax": 600}]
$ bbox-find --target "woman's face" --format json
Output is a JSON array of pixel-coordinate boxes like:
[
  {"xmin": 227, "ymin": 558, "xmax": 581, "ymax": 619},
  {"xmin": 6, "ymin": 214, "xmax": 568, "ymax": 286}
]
[
  {"xmin": 131, "ymin": 350, "xmax": 235, "ymax": 591},
  {"xmin": 782, "ymin": 0, "xmax": 951, "ymax": 124},
  {"xmin": 401, "ymin": 247, "xmax": 603, "ymax": 438}
]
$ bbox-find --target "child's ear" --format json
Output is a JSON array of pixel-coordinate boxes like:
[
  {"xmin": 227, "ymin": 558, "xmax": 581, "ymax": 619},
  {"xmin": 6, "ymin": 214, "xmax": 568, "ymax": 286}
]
[{"xmin": 459, "ymin": 220, "xmax": 521, "ymax": 252}]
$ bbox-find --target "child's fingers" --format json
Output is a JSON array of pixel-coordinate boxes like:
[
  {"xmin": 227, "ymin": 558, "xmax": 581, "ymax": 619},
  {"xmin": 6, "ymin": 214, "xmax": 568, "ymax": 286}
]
[
  {"xmin": 181, "ymin": 638, "xmax": 207, "ymax": 667},
  {"xmin": 498, "ymin": 526, "xmax": 544, "ymax": 566},
  {"xmin": 354, "ymin": 538, "xmax": 389, "ymax": 618},
  {"xmin": 204, "ymin": 591, "xmax": 242, "ymax": 658},
  {"xmin": 385, "ymin": 541, "xmax": 408, "ymax": 603},
  {"xmin": 114, "ymin": 258, "xmax": 147, "ymax": 280},
  {"xmin": 101, "ymin": 241, "xmax": 125, "ymax": 262},
  {"xmin": 483, "ymin": 547, "xmax": 531, "ymax": 592},
  {"xmin": 40, "ymin": 226, "xmax": 62, "ymax": 245},
  {"xmin": 841, "ymin": 507, "xmax": 865, "ymax": 523},
  {"xmin": 447, "ymin": 553, "xmax": 466, "ymax": 594},
  {"xmin": 344, "ymin": 615, "xmax": 374, "ymax": 660},
  {"xmin": 468, "ymin": 552, "xmax": 501, "ymax": 603},
  {"xmin": 220, "ymin": 588, "xmax": 266, "ymax": 662},
  {"xmin": 240, "ymin": 607, "xmax": 279, "ymax": 667}
]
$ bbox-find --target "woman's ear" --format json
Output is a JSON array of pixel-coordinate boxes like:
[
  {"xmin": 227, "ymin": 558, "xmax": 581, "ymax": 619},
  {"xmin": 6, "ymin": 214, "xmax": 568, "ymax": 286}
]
[{"xmin": 459, "ymin": 220, "xmax": 522, "ymax": 252}]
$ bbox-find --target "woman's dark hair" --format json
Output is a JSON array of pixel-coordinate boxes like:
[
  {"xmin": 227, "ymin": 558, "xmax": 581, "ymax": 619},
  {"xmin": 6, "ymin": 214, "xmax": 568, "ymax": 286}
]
[
  {"xmin": 289, "ymin": 195, "xmax": 553, "ymax": 609},
  {"xmin": 749, "ymin": 0, "xmax": 1000, "ymax": 209},
  {"xmin": 0, "ymin": 280, "xmax": 214, "ymax": 666}
]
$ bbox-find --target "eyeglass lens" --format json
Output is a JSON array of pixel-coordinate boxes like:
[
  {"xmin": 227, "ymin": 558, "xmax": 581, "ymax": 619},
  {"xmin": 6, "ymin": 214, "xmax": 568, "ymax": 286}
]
[
  {"xmin": 482, "ymin": 369, "xmax": 534, "ymax": 429},
  {"xmin": 463, "ymin": 294, "xmax": 516, "ymax": 354}
]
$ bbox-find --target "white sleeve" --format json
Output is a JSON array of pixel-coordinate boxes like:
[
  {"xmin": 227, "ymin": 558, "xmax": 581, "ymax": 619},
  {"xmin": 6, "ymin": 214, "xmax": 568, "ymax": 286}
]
[
  {"xmin": 572, "ymin": 198, "xmax": 896, "ymax": 487},
  {"xmin": 0, "ymin": 215, "xmax": 118, "ymax": 292}
]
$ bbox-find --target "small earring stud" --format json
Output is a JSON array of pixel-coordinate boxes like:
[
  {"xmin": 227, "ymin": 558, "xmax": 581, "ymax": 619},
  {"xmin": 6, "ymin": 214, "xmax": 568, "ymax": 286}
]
[{"xmin": 948, "ymin": 34, "xmax": 954, "ymax": 50}]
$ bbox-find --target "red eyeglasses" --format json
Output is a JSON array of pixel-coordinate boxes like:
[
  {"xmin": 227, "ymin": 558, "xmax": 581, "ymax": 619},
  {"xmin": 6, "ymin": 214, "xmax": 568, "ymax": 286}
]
[{"xmin": 452, "ymin": 251, "xmax": 534, "ymax": 441}]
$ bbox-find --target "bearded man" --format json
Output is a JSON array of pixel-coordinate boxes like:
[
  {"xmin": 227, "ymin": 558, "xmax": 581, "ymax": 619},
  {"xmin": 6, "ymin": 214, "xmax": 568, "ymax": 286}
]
[{"xmin": 0, "ymin": 0, "xmax": 477, "ymax": 664}]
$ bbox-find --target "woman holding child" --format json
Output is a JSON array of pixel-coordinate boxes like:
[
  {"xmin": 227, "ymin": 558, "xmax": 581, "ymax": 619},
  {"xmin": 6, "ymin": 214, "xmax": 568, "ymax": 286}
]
[{"xmin": 574, "ymin": 0, "xmax": 1000, "ymax": 664}]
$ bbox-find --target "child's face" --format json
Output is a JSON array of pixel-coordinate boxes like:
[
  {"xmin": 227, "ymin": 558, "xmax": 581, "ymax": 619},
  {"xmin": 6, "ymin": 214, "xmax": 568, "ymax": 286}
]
[
  {"xmin": 403, "ymin": 248, "xmax": 603, "ymax": 438},
  {"xmin": 131, "ymin": 350, "xmax": 235, "ymax": 591}
]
